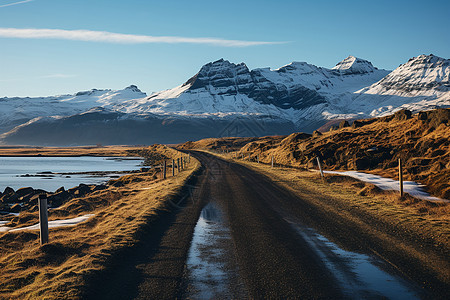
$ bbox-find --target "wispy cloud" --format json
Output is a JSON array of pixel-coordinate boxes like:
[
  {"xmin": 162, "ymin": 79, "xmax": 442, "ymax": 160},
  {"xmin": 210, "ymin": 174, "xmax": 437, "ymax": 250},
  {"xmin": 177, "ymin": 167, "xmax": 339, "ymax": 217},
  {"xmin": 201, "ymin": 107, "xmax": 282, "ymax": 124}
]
[
  {"xmin": 0, "ymin": 28, "xmax": 285, "ymax": 47},
  {"xmin": 0, "ymin": 0, "xmax": 33, "ymax": 8},
  {"xmin": 40, "ymin": 74, "xmax": 76, "ymax": 79}
]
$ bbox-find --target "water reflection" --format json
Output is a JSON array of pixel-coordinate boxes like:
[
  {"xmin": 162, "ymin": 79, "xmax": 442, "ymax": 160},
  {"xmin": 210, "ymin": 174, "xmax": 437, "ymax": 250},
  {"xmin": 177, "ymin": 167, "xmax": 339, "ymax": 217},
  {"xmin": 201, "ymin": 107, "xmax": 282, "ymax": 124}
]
[
  {"xmin": 287, "ymin": 219, "xmax": 422, "ymax": 299},
  {"xmin": 185, "ymin": 202, "xmax": 231, "ymax": 299}
]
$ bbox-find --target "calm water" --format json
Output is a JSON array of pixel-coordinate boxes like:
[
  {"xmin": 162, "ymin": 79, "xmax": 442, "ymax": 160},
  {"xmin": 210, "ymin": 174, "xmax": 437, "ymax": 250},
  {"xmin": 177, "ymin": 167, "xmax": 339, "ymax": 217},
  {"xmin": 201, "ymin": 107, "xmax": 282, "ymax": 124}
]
[{"xmin": 0, "ymin": 156, "xmax": 143, "ymax": 192}]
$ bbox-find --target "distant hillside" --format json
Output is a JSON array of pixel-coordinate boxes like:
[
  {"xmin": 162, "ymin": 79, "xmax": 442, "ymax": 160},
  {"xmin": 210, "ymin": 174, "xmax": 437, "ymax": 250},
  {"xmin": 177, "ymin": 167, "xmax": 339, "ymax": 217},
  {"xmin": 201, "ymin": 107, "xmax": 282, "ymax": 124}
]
[{"xmin": 181, "ymin": 109, "xmax": 450, "ymax": 199}]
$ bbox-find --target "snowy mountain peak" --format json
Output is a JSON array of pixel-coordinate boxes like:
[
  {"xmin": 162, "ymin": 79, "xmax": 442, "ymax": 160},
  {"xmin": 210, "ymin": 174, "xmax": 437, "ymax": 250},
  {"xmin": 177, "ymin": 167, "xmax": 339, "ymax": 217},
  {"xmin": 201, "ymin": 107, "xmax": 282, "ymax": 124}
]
[
  {"xmin": 183, "ymin": 58, "xmax": 250, "ymax": 90},
  {"xmin": 404, "ymin": 54, "xmax": 449, "ymax": 69},
  {"xmin": 75, "ymin": 88, "xmax": 110, "ymax": 96},
  {"xmin": 360, "ymin": 54, "xmax": 450, "ymax": 99},
  {"xmin": 332, "ymin": 56, "xmax": 378, "ymax": 75},
  {"xmin": 124, "ymin": 85, "xmax": 143, "ymax": 93}
]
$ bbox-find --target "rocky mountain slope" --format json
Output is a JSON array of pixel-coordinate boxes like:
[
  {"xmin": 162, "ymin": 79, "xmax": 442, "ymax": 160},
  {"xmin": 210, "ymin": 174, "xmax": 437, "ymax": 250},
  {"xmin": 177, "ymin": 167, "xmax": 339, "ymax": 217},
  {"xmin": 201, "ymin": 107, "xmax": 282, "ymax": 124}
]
[{"xmin": 0, "ymin": 54, "xmax": 449, "ymax": 146}]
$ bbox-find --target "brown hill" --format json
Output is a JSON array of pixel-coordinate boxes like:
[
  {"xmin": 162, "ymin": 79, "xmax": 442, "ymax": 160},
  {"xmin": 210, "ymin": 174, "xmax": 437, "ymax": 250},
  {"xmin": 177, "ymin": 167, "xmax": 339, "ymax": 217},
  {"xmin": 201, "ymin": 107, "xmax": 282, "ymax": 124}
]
[
  {"xmin": 237, "ymin": 109, "xmax": 450, "ymax": 199},
  {"xmin": 178, "ymin": 136, "xmax": 286, "ymax": 152}
]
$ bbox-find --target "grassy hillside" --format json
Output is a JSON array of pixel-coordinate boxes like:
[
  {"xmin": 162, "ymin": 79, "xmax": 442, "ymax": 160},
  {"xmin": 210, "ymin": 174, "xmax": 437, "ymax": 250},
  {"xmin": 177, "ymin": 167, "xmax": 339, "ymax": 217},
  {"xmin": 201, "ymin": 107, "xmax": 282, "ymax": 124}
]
[{"xmin": 185, "ymin": 109, "xmax": 448, "ymax": 200}]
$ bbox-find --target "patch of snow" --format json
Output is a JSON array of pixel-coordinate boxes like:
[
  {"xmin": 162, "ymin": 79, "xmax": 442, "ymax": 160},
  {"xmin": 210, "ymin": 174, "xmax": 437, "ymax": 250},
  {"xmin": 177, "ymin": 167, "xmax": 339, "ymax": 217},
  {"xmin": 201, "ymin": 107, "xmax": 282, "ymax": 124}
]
[
  {"xmin": 324, "ymin": 171, "xmax": 448, "ymax": 202},
  {"xmin": 0, "ymin": 214, "xmax": 94, "ymax": 233}
]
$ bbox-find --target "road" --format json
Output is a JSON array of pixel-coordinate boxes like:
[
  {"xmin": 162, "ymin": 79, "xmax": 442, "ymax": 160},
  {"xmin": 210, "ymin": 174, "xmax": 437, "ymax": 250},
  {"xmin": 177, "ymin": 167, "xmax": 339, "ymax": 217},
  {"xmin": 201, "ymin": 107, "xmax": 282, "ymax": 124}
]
[{"xmin": 84, "ymin": 151, "xmax": 442, "ymax": 299}]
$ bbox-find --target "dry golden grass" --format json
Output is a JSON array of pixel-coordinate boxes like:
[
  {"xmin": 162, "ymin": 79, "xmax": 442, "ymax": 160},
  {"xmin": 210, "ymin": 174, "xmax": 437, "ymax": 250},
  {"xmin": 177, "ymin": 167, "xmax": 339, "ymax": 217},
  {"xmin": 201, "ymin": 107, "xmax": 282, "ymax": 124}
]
[
  {"xmin": 236, "ymin": 109, "xmax": 450, "ymax": 200},
  {"xmin": 0, "ymin": 145, "xmax": 144, "ymax": 157},
  {"xmin": 225, "ymin": 155, "xmax": 449, "ymax": 245},
  {"xmin": 177, "ymin": 136, "xmax": 285, "ymax": 152},
  {"xmin": 0, "ymin": 145, "xmax": 199, "ymax": 299}
]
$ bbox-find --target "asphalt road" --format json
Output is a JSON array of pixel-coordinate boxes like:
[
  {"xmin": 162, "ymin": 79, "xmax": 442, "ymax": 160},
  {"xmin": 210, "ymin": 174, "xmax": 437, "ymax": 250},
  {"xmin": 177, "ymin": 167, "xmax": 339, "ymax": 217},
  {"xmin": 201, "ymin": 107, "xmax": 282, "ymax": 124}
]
[{"xmin": 84, "ymin": 151, "xmax": 445, "ymax": 299}]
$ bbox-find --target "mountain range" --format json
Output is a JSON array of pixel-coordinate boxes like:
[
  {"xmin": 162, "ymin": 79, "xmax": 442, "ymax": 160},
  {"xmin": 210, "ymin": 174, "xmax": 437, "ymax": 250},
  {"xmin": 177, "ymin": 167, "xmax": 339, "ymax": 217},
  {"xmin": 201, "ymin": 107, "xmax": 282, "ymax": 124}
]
[{"xmin": 0, "ymin": 54, "xmax": 448, "ymax": 146}]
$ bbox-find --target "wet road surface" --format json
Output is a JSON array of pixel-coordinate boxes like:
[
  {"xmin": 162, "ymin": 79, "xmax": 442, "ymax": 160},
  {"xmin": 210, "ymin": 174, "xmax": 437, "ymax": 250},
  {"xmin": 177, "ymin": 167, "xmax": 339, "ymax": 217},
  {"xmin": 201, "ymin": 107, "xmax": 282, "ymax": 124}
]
[{"xmin": 84, "ymin": 151, "xmax": 438, "ymax": 299}]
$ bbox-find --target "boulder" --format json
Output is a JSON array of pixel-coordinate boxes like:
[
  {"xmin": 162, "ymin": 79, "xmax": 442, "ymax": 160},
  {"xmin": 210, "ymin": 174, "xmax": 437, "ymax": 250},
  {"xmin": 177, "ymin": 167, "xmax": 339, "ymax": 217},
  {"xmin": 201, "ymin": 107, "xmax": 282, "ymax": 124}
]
[
  {"xmin": 312, "ymin": 130, "xmax": 322, "ymax": 137},
  {"xmin": 351, "ymin": 120, "xmax": 365, "ymax": 128},
  {"xmin": 55, "ymin": 186, "xmax": 65, "ymax": 193},
  {"xmin": 418, "ymin": 111, "xmax": 428, "ymax": 120},
  {"xmin": 69, "ymin": 183, "xmax": 91, "ymax": 197},
  {"xmin": 16, "ymin": 187, "xmax": 35, "ymax": 197},
  {"xmin": 3, "ymin": 187, "xmax": 15, "ymax": 196},
  {"xmin": 349, "ymin": 157, "xmax": 370, "ymax": 170},
  {"xmin": 78, "ymin": 184, "xmax": 91, "ymax": 194},
  {"xmin": 10, "ymin": 203, "xmax": 22, "ymax": 213},
  {"xmin": 339, "ymin": 120, "xmax": 350, "ymax": 129},
  {"xmin": 1, "ymin": 192, "xmax": 19, "ymax": 204},
  {"xmin": 48, "ymin": 190, "xmax": 71, "ymax": 208},
  {"xmin": 92, "ymin": 184, "xmax": 108, "ymax": 191},
  {"xmin": 394, "ymin": 109, "xmax": 412, "ymax": 121},
  {"xmin": 19, "ymin": 193, "xmax": 35, "ymax": 202},
  {"xmin": 428, "ymin": 108, "xmax": 450, "ymax": 128}
]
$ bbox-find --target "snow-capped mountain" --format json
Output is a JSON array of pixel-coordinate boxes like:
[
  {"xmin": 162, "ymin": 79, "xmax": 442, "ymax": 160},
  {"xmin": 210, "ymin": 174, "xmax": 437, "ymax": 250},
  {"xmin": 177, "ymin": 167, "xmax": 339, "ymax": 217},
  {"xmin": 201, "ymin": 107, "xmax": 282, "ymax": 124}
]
[
  {"xmin": 0, "ymin": 85, "xmax": 146, "ymax": 133},
  {"xmin": 0, "ymin": 54, "xmax": 448, "ymax": 146},
  {"xmin": 355, "ymin": 54, "xmax": 450, "ymax": 116}
]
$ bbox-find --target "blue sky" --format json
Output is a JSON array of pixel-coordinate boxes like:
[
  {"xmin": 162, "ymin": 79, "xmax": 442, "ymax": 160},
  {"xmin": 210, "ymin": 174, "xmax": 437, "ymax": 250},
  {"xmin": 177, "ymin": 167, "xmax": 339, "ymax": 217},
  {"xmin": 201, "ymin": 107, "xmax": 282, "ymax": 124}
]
[{"xmin": 0, "ymin": 0, "xmax": 449, "ymax": 97}]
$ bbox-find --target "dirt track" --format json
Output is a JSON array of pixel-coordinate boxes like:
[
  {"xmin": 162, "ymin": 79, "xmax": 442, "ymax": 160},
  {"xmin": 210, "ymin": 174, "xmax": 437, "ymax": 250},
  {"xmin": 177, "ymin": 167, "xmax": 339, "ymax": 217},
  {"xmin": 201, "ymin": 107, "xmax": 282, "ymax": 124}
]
[{"xmin": 84, "ymin": 151, "xmax": 448, "ymax": 299}]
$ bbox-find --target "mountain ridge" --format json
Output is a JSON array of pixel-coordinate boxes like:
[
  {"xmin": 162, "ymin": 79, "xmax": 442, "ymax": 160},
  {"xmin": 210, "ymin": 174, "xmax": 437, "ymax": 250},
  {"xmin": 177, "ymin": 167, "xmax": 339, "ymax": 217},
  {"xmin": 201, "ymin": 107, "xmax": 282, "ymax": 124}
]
[{"xmin": 0, "ymin": 54, "xmax": 449, "ymax": 146}]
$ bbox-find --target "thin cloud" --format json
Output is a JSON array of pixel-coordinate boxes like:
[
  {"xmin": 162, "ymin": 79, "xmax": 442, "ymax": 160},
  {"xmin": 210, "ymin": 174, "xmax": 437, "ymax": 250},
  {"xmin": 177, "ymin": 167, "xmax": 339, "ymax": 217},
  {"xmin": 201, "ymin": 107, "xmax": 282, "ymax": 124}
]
[
  {"xmin": 0, "ymin": 0, "xmax": 33, "ymax": 8},
  {"xmin": 0, "ymin": 28, "xmax": 285, "ymax": 47},
  {"xmin": 40, "ymin": 74, "xmax": 76, "ymax": 79}
]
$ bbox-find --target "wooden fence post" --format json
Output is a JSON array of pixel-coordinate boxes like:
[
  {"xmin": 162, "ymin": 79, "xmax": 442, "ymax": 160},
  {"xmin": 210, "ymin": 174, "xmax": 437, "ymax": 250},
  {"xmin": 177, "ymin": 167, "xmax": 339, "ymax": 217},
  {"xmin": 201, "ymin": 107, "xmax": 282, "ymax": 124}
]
[
  {"xmin": 177, "ymin": 158, "xmax": 180, "ymax": 172},
  {"xmin": 172, "ymin": 159, "xmax": 175, "ymax": 176},
  {"xmin": 180, "ymin": 157, "xmax": 183, "ymax": 170},
  {"xmin": 316, "ymin": 157, "xmax": 324, "ymax": 182},
  {"xmin": 399, "ymin": 158, "xmax": 404, "ymax": 197},
  {"xmin": 271, "ymin": 156, "xmax": 274, "ymax": 168},
  {"xmin": 257, "ymin": 155, "xmax": 260, "ymax": 164},
  {"xmin": 38, "ymin": 194, "xmax": 49, "ymax": 245},
  {"xmin": 163, "ymin": 160, "xmax": 167, "ymax": 179}
]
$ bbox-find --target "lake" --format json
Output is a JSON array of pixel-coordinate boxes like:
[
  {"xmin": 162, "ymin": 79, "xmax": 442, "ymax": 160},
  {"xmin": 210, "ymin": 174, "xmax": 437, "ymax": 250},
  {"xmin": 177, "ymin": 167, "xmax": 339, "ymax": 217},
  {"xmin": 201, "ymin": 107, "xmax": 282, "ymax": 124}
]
[{"xmin": 0, "ymin": 156, "xmax": 144, "ymax": 193}]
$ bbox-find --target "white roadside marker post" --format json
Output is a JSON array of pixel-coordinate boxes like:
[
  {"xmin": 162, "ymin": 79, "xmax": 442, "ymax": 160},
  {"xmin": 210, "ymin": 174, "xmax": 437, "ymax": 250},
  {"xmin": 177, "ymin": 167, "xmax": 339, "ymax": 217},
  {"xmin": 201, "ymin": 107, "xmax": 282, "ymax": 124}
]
[
  {"xmin": 399, "ymin": 158, "xmax": 404, "ymax": 197},
  {"xmin": 316, "ymin": 157, "xmax": 324, "ymax": 182}
]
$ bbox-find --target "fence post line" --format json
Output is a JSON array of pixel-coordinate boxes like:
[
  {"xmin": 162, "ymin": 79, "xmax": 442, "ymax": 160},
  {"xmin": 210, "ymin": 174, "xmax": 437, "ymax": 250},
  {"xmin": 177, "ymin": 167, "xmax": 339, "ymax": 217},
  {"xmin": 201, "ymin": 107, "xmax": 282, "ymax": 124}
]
[
  {"xmin": 38, "ymin": 194, "xmax": 49, "ymax": 245},
  {"xmin": 177, "ymin": 158, "xmax": 181, "ymax": 173},
  {"xmin": 163, "ymin": 160, "xmax": 167, "ymax": 179},
  {"xmin": 316, "ymin": 157, "xmax": 324, "ymax": 182},
  {"xmin": 172, "ymin": 159, "xmax": 175, "ymax": 176},
  {"xmin": 399, "ymin": 158, "xmax": 404, "ymax": 197},
  {"xmin": 271, "ymin": 156, "xmax": 274, "ymax": 168}
]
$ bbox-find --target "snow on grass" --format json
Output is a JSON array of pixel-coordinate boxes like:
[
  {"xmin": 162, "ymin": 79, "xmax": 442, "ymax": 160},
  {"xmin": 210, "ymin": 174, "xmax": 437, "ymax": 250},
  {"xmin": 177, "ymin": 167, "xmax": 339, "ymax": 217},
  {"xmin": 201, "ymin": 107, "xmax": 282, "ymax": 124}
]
[
  {"xmin": 324, "ymin": 170, "xmax": 449, "ymax": 202},
  {"xmin": 0, "ymin": 214, "xmax": 94, "ymax": 233}
]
